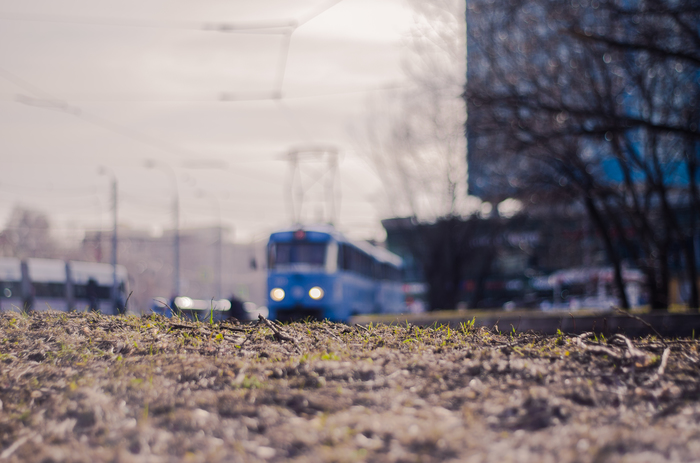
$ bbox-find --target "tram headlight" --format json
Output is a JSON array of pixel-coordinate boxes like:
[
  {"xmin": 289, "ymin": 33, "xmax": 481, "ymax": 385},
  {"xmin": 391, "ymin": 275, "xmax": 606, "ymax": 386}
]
[
  {"xmin": 270, "ymin": 288, "xmax": 285, "ymax": 302},
  {"xmin": 309, "ymin": 286, "xmax": 324, "ymax": 300}
]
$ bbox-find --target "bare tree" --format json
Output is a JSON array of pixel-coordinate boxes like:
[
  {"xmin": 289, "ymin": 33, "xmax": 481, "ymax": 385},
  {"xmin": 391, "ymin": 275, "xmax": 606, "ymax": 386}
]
[
  {"xmin": 353, "ymin": 0, "xmax": 475, "ymax": 311},
  {"xmin": 466, "ymin": 0, "xmax": 700, "ymax": 310},
  {"xmin": 0, "ymin": 206, "xmax": 57, "ymax": 258},
  {"xmin": 358, "ymin": 0, "xmax": 470, "ymax": 221}
]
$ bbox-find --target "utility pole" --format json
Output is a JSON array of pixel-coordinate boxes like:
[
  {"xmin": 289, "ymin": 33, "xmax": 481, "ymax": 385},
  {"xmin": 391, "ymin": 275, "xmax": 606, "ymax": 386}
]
[
  {"xmin": 111, "ymin": 176, "xmax": 118, "ymax": 312},
  {"xmin": 145, "ymin": 160, "xmax": 180, "ymax": 298},
  {"xmin": 99, "ymin": 166, "xmax": 119, "ymax": 314},
  {"xmin": 174, "ymin": 193, "xmax": 180, "ymax": 297},
  {"xmin": 196, "ymin": 189, "xmax": 222, "ymax": 299},
  {"xmin": 286, "ymin": 145, "xmax": 340, "ymax": 225}
]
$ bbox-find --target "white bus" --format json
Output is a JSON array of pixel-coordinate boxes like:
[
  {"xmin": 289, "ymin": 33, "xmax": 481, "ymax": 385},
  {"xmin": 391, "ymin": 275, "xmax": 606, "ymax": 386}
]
[{"xmin": 0, "ymin": 258, "xmax": 129, "ymax": 314}]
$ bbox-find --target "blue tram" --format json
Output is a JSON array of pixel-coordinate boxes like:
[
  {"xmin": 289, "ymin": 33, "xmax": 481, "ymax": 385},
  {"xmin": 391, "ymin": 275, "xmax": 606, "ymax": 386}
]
[{"xmin": 266, "ymin": 225, "xmax": 404, "ymax": 322}]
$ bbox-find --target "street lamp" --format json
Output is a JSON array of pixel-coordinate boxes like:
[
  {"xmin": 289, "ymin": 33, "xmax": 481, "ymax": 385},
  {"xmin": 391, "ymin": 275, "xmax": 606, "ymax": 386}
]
[
  {"xmin": 98, "ymin": 166, "xmax": 120, "ymax": 314},
  {"xmin": 144, "ymin": 159, "xmax": 180, "ymax": 298},
  {"xmin": 196, "ymin": 189, "xmax": 222, "ymax": 299}
]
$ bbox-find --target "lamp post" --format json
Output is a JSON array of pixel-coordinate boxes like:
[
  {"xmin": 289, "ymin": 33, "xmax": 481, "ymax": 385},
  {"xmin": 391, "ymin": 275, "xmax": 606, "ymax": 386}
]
[
  {"xmin": 98, "ymin": 166, "xmax": 119, "ymax": 314},
  {"xmin": 145, "ymin": 160, "xmax": 180, "ymax": 298},
  {"xmin": 196, "ymin": 189, "xmax": 222, "ymax": 299}
]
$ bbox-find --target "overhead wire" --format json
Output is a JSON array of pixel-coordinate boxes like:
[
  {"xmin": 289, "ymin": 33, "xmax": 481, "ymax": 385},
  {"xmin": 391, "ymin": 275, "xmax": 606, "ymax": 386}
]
[
  {"xmin": 296, "ymin": 0, "xmax": 345, "ymax": 28},
  {"xmin": 2, "ymin": 67, "xmax": 286, "ymax": 186},
  {"xmin": 0, "ymin": 82, "xmax": 406, "ymax": 104},
  {"xmin": 0, "ymin": 0, "xmax": 349, "ymax": 185},
  {"xmin": 267, "ymin": 0, "xmax": 345, "ymax": 142},
  {"xmin": 0, "ymin": 182, "xmax": 98, "ymax": 196},
  {"xmin": 0, "ymin": 0, "xmax": 400, "ymax": 238},
  {"xmin": 0, "ymin": 12, "xmax": 295, "ymax": 34},
  {"xmin": 0, "ymin": 0, "xmax": 401, "ymax": 113}
]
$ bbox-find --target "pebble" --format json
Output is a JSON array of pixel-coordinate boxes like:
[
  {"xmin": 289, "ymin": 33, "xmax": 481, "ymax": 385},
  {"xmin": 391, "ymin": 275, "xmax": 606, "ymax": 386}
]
[{"xmin": 256, "ymin": 446, "xmax": 276, "ymax": 459}]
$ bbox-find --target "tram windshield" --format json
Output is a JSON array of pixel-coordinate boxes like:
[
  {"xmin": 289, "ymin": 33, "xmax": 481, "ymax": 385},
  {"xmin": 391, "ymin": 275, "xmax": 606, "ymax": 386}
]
[{"xmin": 270, "ymin": 242, "xmax": 327, "ymax": 269}]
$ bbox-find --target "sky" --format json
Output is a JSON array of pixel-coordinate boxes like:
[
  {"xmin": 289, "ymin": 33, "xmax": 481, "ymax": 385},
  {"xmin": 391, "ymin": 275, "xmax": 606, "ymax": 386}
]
[{"xmin": 0, "ymin": 0, "xmax": 417, "ymax": 244}]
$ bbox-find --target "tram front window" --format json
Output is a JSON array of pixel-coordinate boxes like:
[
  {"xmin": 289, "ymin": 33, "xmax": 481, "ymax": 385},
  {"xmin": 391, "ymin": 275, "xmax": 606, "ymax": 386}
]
[{"xmin": 271, "ymin": 243, "xmax": 327, "ymax": 269}]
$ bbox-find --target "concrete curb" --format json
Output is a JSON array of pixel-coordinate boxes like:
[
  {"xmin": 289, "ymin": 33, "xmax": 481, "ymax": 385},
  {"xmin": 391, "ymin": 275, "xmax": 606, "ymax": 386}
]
[{"xmin": 351, "ymin": 310, "xmax": 700, "ymax": 337}]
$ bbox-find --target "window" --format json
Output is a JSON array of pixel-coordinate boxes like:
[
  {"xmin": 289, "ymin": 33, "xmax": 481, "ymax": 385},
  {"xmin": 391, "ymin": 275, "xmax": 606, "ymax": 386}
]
[
  {"xmin": 270, "ymin": 242, "xmax": 327, "ymax": 268},
  {"xmin": 75, "ymin": 284, "xmax": 111, "ymax": 300},
  {"xmin": 33, "ymin": 282, "xmax": 66, "ymax": 298},
  {"xmin": 339, "ymin": 244, "xmax": 375, "ymax": 278},
  {"xmin": 341, "ymin": 244, "xmax": 352, "ymax": 271},
  {"xmin": 375, "ymin": 263, "xmax": 401, "ymax": 281}
]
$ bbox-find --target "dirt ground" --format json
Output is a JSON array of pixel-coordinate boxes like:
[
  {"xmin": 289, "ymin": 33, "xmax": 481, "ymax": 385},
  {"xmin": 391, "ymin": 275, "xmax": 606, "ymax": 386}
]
[{"xmin": 1, "ymin": 311, "xmax": 699, "ymax": 463}]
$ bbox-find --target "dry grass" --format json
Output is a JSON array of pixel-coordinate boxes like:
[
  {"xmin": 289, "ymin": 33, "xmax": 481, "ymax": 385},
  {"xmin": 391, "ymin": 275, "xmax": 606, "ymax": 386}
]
[{"xmin": 1, "ymin": 311, "xmax": 699, "ymax": 462}]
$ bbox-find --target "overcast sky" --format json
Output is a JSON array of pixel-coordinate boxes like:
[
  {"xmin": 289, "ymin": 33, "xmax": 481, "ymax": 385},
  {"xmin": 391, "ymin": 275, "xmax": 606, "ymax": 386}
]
[{"xmin": 0, "ymin": 0, "xmax": 417, "ymax": 243}]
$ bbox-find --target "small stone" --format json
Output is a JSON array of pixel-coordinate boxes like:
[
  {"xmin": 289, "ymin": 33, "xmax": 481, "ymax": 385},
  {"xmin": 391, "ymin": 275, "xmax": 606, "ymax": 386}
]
[
  {"xmin": 256, "ymin": 446, "xmax": 276, "ymax": 459},
  {"xmin": 469, "ymin": 378, "xmax": 483, "ymax": 391}
]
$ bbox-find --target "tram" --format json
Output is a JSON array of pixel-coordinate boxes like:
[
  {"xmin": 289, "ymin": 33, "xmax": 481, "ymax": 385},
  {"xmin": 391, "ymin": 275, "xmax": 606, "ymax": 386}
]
[
  {"xmin": 0, "ymin": 257, "xmax": 129, "ymax": 314},
  {"xmin": 266, "ymin": 225, "xmax": 404, "ymax": 322}
]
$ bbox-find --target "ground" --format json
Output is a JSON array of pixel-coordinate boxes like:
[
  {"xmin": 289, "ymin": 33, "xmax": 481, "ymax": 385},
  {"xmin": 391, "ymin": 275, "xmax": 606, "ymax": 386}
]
[{"xmin": 0, "ymin": 311, "xmax": 699, "ymax": 462}]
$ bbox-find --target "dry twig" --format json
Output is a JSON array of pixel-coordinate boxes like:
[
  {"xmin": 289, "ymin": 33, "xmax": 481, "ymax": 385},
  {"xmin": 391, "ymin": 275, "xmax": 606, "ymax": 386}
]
[
  {"xmin": 645, "ymin": 347, "xmax": 673, "ymax": 385},
  {"xmin": 611, "ymin": 333, "xmax": 649, "ymax": 362},
  {"xmin": 0, "ymin": 432, "xmax": 37, "ymax": 459},
  {"xmin": 573, "ymin": 336, "xmax": 624, "ymax": 360},
  {"xmin": 614, "ymin": 308, "xmax": 668, "ymax": 347},
  {"xmin": 258, "ymin": 314, "xmax": 301, "ymax": 351},
  {"xmin": 323, "ymin": 327, "xmax": 343, "ymax": 342},
  {"xmin": 220, "ymin": 325, "xmax": 248, "ymax": 334},
  {"xmin": 657, "ymin": 348, "xmax": 671, "ymax": 376}
]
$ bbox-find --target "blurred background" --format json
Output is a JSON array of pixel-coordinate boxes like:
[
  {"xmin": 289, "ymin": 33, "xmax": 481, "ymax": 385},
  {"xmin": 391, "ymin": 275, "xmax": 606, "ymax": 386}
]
[
  {"xmin": 0, "ymin": 0, "xmax": 467, "ymax": 312},
  {"xmin": 1, "ymin": 0, "xmax": 698, "ymax": 314}
]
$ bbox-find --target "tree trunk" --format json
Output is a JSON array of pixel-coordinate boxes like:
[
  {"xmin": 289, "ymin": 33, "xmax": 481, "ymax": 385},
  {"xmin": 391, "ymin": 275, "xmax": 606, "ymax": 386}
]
[
  {"xmin": 684, "ymin": 236, "xmax": 699, "ymax": 310},
  {"xmin": 657, "ymin": 249, "xmax": 671, "ymax": 310},
  {"xmin": 686, "ymin": 145, "xmax": 700, "ymax": 310},
  {"xmin": 584, "ymin": 196, "xmax": 630, "ymax": 309},
  {"xmin": 471, "ymin": 249, "xmax": 495, "ymax": 309}
]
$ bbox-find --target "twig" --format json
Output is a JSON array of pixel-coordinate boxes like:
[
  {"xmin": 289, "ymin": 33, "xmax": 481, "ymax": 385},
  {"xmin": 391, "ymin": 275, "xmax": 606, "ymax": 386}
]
[
  {"xmin": 220, "ymin": 325, "xmax": 248, "ymax": 334},
  {"xmin": 238, "ymin": 320, "xmax": 260, "ymax": 348},
  {"xmin": 611, "ymin": 333, "xmax": 649, "ymax": 361},
  {"xmin": 168, "ymin": 323, "xmax": 196, "ymax": 330},
  {"xmin": 583, "ymin": 344, "xmax": 624, "ymax": 360},
  {"xmin": 492, "ymin": 342, "xmax": 516, "ymax": 350},
  {"xmin": 124, "ymin": 291, "xmax": 133, "ymax": 312},
  {"xmin": 155, "ymin": 299, "xmax": 175, "ymax": 314},
  {"xmin": 573, "ymin": 336, "xmax": 624, "ymax": 360},
  {"xmin": 614, "ymin": 308, "xmax": 668, "ymax": 347},
  {"xmin": 258, "ymin": 314, "xmax": 300, "ymax": 350},
  {"xmin": 657, "ymin": 347, "xmax": 671, "ymax": 376},
  {"xmin": 569, "ymin": 312, "xmax": 576, "ymax": 332},
  {"xmin": 645, "ymin": 347, "xmax": 673, "ymax": 385},
  {"xmin": 354, "ymin": 323, "xmax": 370, "ymax": 333},
  {"xmin": 0, "ymin": 432, "xmax": 36, "ymax": 459},
  {"xmin": 323, "ymin": 327, "xmax": 343, "ymax": 342}
]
